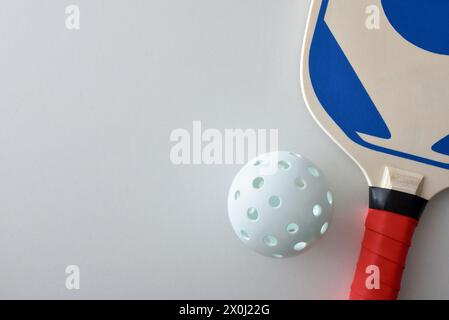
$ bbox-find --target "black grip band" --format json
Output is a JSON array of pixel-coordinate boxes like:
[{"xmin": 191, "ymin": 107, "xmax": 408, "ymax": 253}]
[{"xmin": 369, "ymin": 187, "xmax": 428, "ymax": 221}]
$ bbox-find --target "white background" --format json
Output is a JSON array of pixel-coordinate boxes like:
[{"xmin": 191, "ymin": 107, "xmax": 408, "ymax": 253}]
[{"xmin": 0, "ymin": 0, "xmax": 448, "ymax": 299}]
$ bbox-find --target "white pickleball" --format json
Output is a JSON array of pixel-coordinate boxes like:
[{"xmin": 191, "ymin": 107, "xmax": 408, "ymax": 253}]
[{"xmin": 228, "ymin": 151, "xmax": 334, "ymax": 258}]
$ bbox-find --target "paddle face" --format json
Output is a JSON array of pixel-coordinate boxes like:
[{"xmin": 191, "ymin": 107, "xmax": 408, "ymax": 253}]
[{"xmin": 301, "ymin": 0, "xmax": 449, "ymax": 200}]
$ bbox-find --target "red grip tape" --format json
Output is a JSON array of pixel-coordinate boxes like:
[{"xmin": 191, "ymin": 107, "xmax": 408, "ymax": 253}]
[{"xmin": 349, "ymin": 209, "xmax": 418, "ymax": 300}]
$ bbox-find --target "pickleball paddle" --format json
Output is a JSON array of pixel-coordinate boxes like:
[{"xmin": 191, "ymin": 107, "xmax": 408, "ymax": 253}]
[{"xmin": 301, "ymin": 0, "xmax": 449, "ymax": 299}]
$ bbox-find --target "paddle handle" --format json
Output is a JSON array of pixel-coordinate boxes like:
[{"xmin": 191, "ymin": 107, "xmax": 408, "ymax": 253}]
[{"xmin": 349, "ymin": 209, "xmax": 418, "ymax": 300}]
